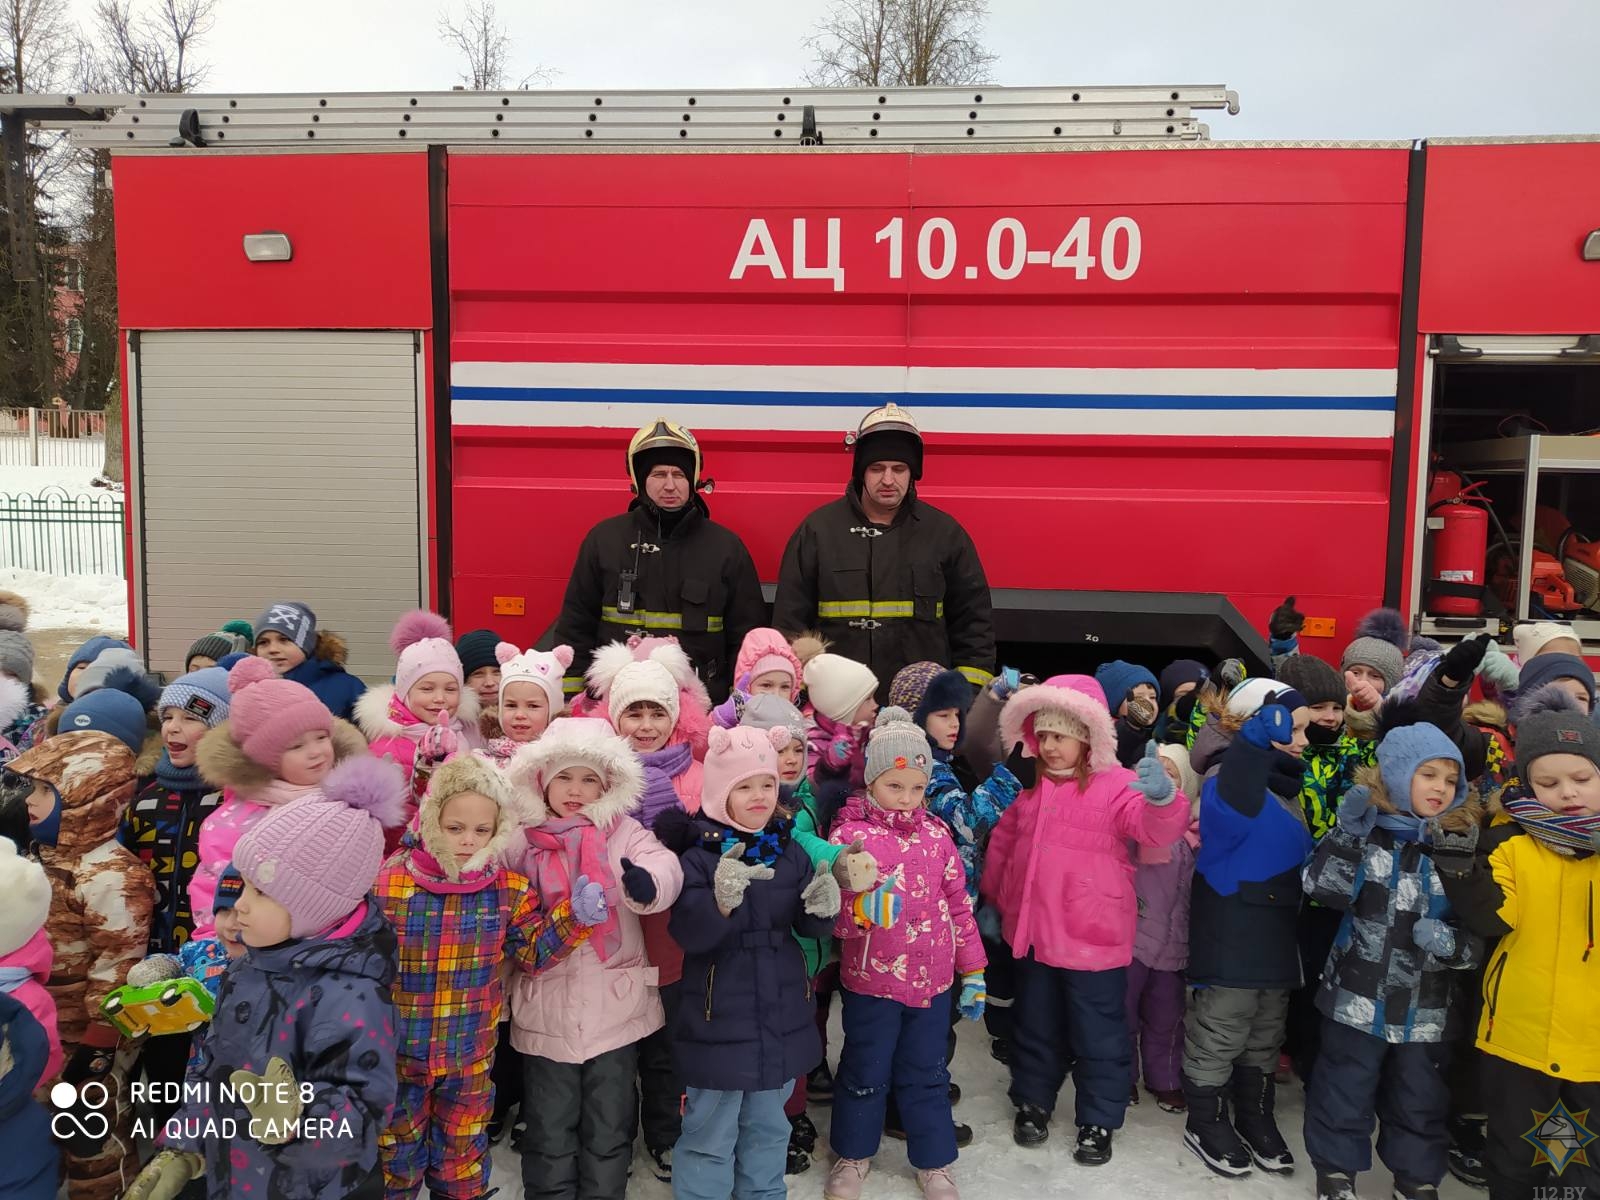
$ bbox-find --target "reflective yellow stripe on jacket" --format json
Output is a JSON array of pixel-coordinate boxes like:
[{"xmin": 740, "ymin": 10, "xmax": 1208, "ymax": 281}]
[
  {"xmin": 599, "ymin": 606, "xmax": 725, "ymax": 633},
  {"xmin": 958, "ymin": 666, "xmax": 995, "ymax": 687},
  {"xmin": 815, "ymin": 600, "xmax": 944, "ymax": 620}
]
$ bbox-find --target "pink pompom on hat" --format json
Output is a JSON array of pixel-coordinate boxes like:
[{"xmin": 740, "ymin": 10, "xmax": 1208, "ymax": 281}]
[
  {"xmin": 228, "ymin": 655, "xmax": 334, "ymax": 772},
  {"xmin": 391, "ymin": 610, "xmax": 463, "ymax": 700},
  {"xmin": 232, "ymin": 755, "xmax": 409, "ymax": 938},
  {"xmin": 701, "ymin": 724, "xmax": 788, "ymax": 832},
  {"xmin": 497, "ymin": 641, "xmax": 572, "ymax": 714}
]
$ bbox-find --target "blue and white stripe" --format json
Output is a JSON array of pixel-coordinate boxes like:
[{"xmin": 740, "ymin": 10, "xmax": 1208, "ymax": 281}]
[{"xmin": 450, "ymin": 362, "xmax": 1397, "ymax": 438}]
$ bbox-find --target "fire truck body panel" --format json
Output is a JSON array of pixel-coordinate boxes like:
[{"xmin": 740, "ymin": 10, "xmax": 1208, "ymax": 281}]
[{"xmin": 450, "ymin": 146, "xmax": 1407, "ymax": 659}]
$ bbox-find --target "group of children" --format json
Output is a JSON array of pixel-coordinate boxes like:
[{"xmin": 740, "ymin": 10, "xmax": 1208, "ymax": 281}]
[{"xmin": 0, "ymin": 585, "xmax": 1595, "ymax": 1200}]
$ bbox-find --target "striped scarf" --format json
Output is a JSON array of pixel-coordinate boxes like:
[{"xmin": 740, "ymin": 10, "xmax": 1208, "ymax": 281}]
[{"xmin": 1503, "ymin": 794, "xmax": 1600, "ymax": 856}]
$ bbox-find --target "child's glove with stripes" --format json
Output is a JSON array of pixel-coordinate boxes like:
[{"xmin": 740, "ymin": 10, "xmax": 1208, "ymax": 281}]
[
  {"xmin": 851, "ymin": 870, "xmax": 903, "ymax": 930},
  {"xmin": 958, "ymin": 971, "xmax": 987, "ymax": 1020}
]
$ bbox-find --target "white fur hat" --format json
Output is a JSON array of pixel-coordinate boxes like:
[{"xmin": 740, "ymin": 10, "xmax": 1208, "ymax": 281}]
[
  {"xmin": 1513, "ymin": 621, "xmax": 1580, "ymax": 663},
  {"xmin": 497, "ymin": 641, "xmax": 572, "ymax": 714},
  {"xmin": 804, "ymin": 653, "xmax": 879, "ymax": 725},
  {"xmin": 607, "ymin": 659, "xmax": 681, "ymax": 727},
  {"xmin": 0, "ymin": 838, "xmax": 51, "ymax": 957}
]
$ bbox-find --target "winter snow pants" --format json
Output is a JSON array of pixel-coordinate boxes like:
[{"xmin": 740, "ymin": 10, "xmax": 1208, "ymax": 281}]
[
  {"xmin": 831, "ymin": 988, "xmax": 958, "ymax": 1170},
  {"xmin": 1009, "ymin": 953, "xmax": 1132, "ymax": 1129},
  {"xmin": 1125, "ymin": 959, "xmax": 1186, "ymax": 1094},
  {"xmin": 980, "ymin": 928, "xmax": 1016, "ymax": 1045},
  {"xmin": 54, "ymin": 1041, "xmax": 140, "ymax": 1200},
  {"xmin": 490, "ymin": 1019, "xmax": 524, "ymax": 1128},
  {"xmin": 1481, "ymin": 1054, "xmax": 1600, "ymax": 1200},
  {"xmin": 635, "ymin": 981, "xmax": 683, "ymax": 1153},
  {"xmin": 1286, "ymin": 903, "xmax": 1345, "ymax": 1084},
  {"xmin": 381, "ymin": 1055, "xmax": 495, "ymax": 1200},
  {"xmin": 672, "ymin": 1083, "xmax": 793, "ymax": 1200},
  {"xmin": 786, "ymin": 963, "xmax": 839, "ymax": 1118},
  {"xmin": 521, "ymin": 1043, "xmax": 638, "ymax": 1200},
  {"xmin": 1183, "ymin": 985, "xmax": 1289, "ymax": 1089},
  {"xmin": 134, "ymin": 1028, "xmax": 193, "ymax": 1128},
  {"xmin": 1303, "ymin": 1018, "xmax": 1453, "ymax": 1186}
]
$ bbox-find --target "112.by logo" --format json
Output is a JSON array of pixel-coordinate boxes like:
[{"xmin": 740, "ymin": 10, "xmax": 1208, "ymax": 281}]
[{"xmin": 50, "ymin": 1079, "xmax": 111, "ymax": 1143}]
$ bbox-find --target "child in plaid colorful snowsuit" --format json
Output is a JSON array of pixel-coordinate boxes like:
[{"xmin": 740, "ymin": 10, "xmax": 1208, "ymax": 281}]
[{"xmin": 377, "ymin": 754, "xmax": 598, "ymax": 1200}]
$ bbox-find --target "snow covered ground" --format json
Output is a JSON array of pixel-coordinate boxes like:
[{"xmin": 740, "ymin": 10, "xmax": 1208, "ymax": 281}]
[
  {"xmin": 0, "ymin": 463, "xmax": 128, "ymax": 633},
  {"xmin": 2, "ymin": 464, "xmax": 117, "ymax": 497},
  {"xmin": 474, "ymin": 1014, "xmax": 1479, "ymax": 1200},
  {"xmin": 0, "ymin": 566, "xmax": 127, "ymax": 631}
]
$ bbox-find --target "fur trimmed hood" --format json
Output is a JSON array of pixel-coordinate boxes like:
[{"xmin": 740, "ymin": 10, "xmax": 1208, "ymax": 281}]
[
  {"xmin": 999, "ymin": 674, "xmax": 1118, "ymax": 774},
  {"xmin": 195, "ymin": 716, "xmax": 368, "ymax": 798},
  {"xmin": 417, "ymin": 752, "xmax": 521, "ymax": 880},
  {"xmin": 504, "ymin": 716, "xmax": 644, "ymax": 832},
  {"xmin": 312, "ymin": 629, "xmax": 349, "ymax": 666},
  {"xmin": 1355, "ymin": 762, "xmax": 1483, "ymax": 834},
  {"xmin": 353, "ymin": 682, "xmax": 481, "ymax": 742}
]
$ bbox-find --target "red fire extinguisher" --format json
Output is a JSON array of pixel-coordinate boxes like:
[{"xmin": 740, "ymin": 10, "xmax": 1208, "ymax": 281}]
[{"xmin": 1426, "ymin": 476, "xmax": 1490, "ymax": 617}]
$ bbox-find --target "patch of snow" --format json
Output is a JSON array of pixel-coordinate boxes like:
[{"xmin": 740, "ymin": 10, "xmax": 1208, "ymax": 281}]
[
  {"xmin": 0, "ymin": 567, "xmax": 128, "ymax": 632},
  {"xmin": 2, "ymin": 464, "xmax": 107, "ymax": 497},
  {"xmin": 474, "ymin": 1014, "xmax": 1479, "ymax": 1200}
]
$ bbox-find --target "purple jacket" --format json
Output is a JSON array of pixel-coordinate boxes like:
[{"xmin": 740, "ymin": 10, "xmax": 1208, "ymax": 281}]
[
  {"xmin": 164, "ymin": 901, "xmax": 398, "ymax": 1198},
  {"xmin": 1132, "ymin": 830, "xmax": 1199, "ymax": 973}
]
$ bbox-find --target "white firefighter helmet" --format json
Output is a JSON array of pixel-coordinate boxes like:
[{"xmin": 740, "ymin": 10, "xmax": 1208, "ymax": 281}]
[
  {"xmin": 627, "ymin": 419, "xmax": 702, "ymax": 493},
  {"xmin": 844, "ymin": 402, "xmax": 923, "ymax": 480}
]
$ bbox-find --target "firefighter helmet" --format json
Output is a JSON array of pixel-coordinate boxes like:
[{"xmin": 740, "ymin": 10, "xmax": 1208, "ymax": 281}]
[
  {"xmin": 627, "ymin": 418, "xmax": 702, "ymax": 494},
  {"xmin": 844, "ymin": 402, "xmax": 923, "ymax": 481}
]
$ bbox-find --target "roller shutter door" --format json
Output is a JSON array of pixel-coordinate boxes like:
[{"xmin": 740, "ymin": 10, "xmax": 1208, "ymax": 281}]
[{"xmin": 134, "ymin": 331, "xmax": 424, "ymax": 679}]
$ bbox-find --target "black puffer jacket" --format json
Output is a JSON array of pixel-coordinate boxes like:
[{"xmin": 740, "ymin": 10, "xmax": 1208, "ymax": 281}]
[
  {"xmin": 773, "ymin": 483, "xmax": 995, "ymax": 697},
  {"xmin": 664, "ymin": 813, "xmax": 833, "ymax": 1093},
  {"xmin": 551, "ymin": 498, "xmax": 765, "ymax": 702}
]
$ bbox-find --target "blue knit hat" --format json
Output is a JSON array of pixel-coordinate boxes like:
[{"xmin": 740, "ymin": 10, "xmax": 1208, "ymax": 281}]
[
  {"xmin": 253, "ymin": 601, "xmax": 318, "ymax": 657},
  {"xmin": 58, "ymin": 635, "xmax": 131, "ymax": 703},
  {"xmin": 1158, "ymin": 659, "xmax": 1208, "ymax": 708},
  {"xmin": 58, "ymin": 689, "xmax": 147, "ymax": 755},
  {"xmin": 455, "ymin": 629, "xmax": 504, "ymax": 679},
  {"xmin": 157, "ymin": 667, "xmax": 231, "ymax": 729},
  {"xmin": 1377, "ymin": 722, "xmax": 1466, "ymax": 814},
  {"xmin": 1516, "ymin": 653, "xmax": 1596, "ymax": 710},
  {"xmin": 1094, "ymin": 660, "xmax": 1159, "ymax": 715}
]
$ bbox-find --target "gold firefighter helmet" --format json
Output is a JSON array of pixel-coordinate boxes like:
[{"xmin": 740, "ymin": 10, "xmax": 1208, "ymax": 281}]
[
  {"xmin": 627, "ymin": 418, "xmax": 703, "ymax": 493},
  {"xmin": 844, "ymin": 402, "xmax": 924, "ymax": 480}
]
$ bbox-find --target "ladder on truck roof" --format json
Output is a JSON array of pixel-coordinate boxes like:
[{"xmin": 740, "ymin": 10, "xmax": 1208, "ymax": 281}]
[{"xmin": 66, "ymin": 85, "xmax": 1240, "ymax": 150}]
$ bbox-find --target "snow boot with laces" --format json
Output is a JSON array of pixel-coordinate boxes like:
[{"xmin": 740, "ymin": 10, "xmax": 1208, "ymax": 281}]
[
  {"xmin": 1230, "ymin": 1065, "xmax": 1295, "ymax": 1174},
  {"xmin": 824, "ymin": 1156, "xmax": 871, "ymax": 1200},
  {"xmin": 1182, "ymin": 1078, "xmax": 1252, "ymax": 1177},
  {"xmin": 917, "ymin": 1165, "xmax": 960, "ymax": 1199}
]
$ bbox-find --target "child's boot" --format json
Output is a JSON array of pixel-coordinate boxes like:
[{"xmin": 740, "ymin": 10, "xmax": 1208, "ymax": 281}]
[
  {"xmin": 1229, "ymin": 1066, "xmax": 1295, "ymax": 1174},
  {"xmin": 825, "ymin": 1157, "xmax": 871, "ymax": 1200},
  {"xmin": 1074, "ymin": 1124, "xmax": 1113, "ymax": 1166},
  {"xmin": 1181, "ymin": 1078, "xmax": 1252, "ymax": 1177},
  {"xmin": 917, "ymin": 1165, "xmax": 960, "ymax": 1200},
  {"xmin": 1316, "ymin": 1170, "xmax": 1358, "ymax": 1200},
  {"xmin": 1392, "ymin": 1181, "xmax": 1439, "ymax": 1200},
  {"xmin": 1446, "ymin": 1115, "xmax": 1488, "ymax": 1189},
  {"xmin": 1152, "ymin": 1087, "xmax": 1186, "ymax": 1114},
  {"xmin": 1013, "ymin": 1102, "xmax": 1050, "ymax": 1147}
]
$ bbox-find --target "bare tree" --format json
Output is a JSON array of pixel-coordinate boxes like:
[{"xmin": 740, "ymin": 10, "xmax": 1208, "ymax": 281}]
[
  {"xmin": 89, "ymin": 0, "xmax": 217, "ymax": 93},
  {"xmin": 439, "ymin": 0, "xmax": 551, "ymax": 90},
  {"xmin": 806, "ymin": 0, "xmax": 997, "ymax": 87}
]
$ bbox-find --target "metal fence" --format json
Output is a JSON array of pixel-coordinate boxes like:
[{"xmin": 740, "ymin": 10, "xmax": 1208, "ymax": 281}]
[
  {"xmin": 0, "ymin": 407, "xmax": 109, "ymax": 468},
  {"xmin": 0, "ymin": 487, "xmax": 125, "ymax": 575}
]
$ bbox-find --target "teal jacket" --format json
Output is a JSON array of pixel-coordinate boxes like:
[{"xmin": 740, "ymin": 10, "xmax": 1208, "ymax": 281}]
[{"xmin": 787, "ymin": 777, "xmax": 839, "ymax": 978}]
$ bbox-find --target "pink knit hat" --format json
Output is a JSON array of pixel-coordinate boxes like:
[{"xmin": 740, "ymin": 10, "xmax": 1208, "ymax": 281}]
[
  {"xmin": 232, "ymin": 755, "xmax": 408, "ymax": 938},
  {"xmin": 701, "ymin": 724, "xmax": 788, "ymax": 832},
  {"xmin": 391, "ymin": 610, "xmax": 462, "ymax": 700},
  {"xmin": 228, "ymin": 656, "xmax": 334, "ymax": 771}
]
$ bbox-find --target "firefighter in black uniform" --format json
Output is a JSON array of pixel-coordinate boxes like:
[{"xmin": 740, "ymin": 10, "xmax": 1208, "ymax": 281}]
[
  {"xmin": 551, "ymin": 419, "xmax": 765, "ymax": 702},
  {"xmin": 774, "ymin": 403, "xmax": 996, "ymax": 695}
]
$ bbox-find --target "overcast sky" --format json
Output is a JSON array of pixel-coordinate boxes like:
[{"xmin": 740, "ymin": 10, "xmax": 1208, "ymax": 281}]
[{"xmin": 67, "ymin": 0, "xmax": 1600, "ymax": 141}]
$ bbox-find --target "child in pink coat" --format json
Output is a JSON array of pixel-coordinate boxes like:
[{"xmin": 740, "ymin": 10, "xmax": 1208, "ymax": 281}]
[
  {"xmin": 711, "ymin": 627, "xmax": 806, "ymax": 727},
  {"xmin": 190, "ymin": 656, "xmax": 367, "ymax": 936},
  {"xmin": 0, "ymin": 838, "xmax": 62, "ymax": 1082},
  {"xmin": 355, "ymin": 611, "xmax": 485, "ymax": 844},
  {"xmin": 982, "ymin": 675, "xmax": 1190, "ymax": 1164},
  {"xmin": 826, "ymin": 708, "xmax": 986, "ymax": 1200},
  {"xmin": 483, "ymin": 642, "xmax": 571, "ymax": 765},
  {"xmin": 503, "ymin": 717, "xmax": 684, "ymax": 1200}
]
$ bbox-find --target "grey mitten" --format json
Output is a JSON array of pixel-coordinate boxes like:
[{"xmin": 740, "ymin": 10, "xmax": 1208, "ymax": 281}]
[
  {"xmin": 801, "ymin": 864, "xmax": 842, "ymax": 918},
  {"xmin": 1412, "ymin": 917, "xmax": 1457, "ymax": 958},
  {"xmin": 831, "ymin": 837, "xmax": 878, "ymax": 892},
  {"xmin": 713, "ymin": 844, "xmax": 775, "ymax": 914},
  {"xmin": 1428, "ymin": 819, "xmax": 1480, "ymax": 877}
]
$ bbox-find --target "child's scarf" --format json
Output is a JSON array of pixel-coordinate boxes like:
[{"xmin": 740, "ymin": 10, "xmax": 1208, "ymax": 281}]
[
  {"xmin": 525, "ymin": 814, "xmax": 623, "ymax": 960},
  {"xmin": 248, "ymin": 778, "xmax": 319, "ymax": 808},
  {"xmin": 710, "ymin": 816, "xmax": 794, "ymax": 867},
  {"xmin": 637, "ymin": 741, "xmax": 692, "ymax": 824},
  {"xmin": 1503, "ymin": 795, "xmax": 1600, "ymax": 856},
  {"xmin": 388, "ymin": 691, "xmax": 464, "ymax": 744},
  {"xmin": 154, "ymin": 751, "xmax": 202, "ymax": 792}
]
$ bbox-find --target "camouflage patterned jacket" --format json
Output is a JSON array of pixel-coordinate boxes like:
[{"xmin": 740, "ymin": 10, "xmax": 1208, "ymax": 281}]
[{"xmin": 8, "ymin": 732, "xmax": 156, "ymax": 1050}]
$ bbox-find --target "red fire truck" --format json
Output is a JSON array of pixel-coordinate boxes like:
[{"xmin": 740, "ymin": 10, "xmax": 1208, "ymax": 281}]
[{"xmin": 59, "ymin": 87, "xmax": 1600, "ymax": 678}]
